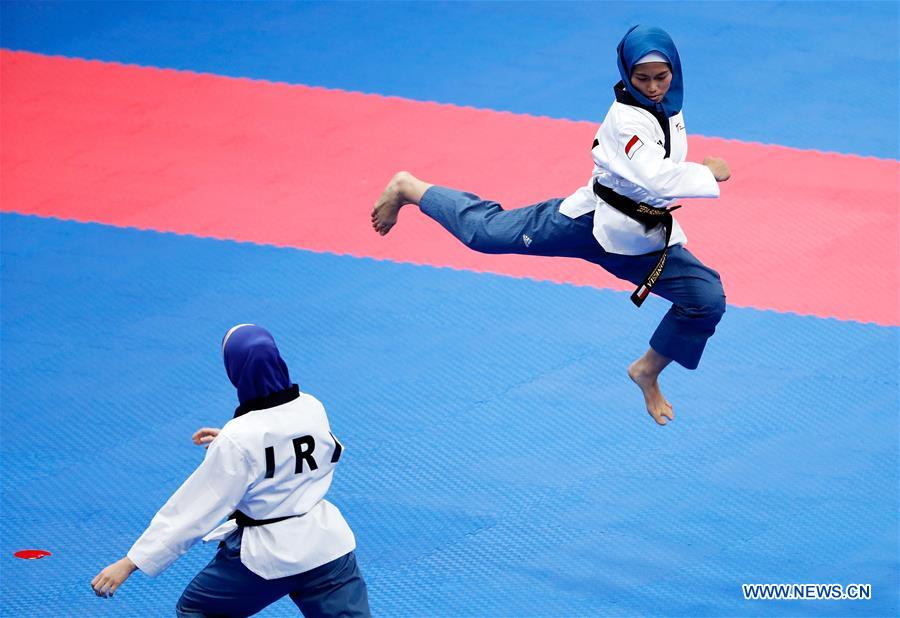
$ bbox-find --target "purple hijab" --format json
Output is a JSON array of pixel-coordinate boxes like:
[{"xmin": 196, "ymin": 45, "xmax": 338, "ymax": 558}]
[{"xmin": 222, "ymin": 324, "xmax": 291, "ymax": 405}]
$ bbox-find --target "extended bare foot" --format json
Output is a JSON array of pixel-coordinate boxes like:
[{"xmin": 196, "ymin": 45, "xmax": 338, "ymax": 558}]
[
  {"xmin": 627, "ymin": 348, "xmax": 674, "ymax": 426},
  {"xmin": 371, "ymin": 171, "xmax": 431, "ymax": 236}
]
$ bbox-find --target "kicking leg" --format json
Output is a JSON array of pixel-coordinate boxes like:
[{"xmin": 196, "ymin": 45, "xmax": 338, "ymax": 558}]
[
  {"xmin": 372, "ymin": 172, "xmax": 598, "ymax": 257},
  {"xmin": 371, "ymin": 171, "xmax": 432, "ymax": 236}
]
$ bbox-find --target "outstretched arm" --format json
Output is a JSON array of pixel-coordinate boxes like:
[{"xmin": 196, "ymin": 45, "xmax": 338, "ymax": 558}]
[
  {"xmin": 91, "ymin": 432, "xmax": 251, "ymax": 598},
  {"xmin": 601, "ymin": 121, "xmax": 725, "ymax": 200}
]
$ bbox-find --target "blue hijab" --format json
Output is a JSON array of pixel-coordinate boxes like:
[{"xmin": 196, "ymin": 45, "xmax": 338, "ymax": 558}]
[
  {"xmin": 222, "ymin": 324, "xmax": 292, "ymax": 405},
  {"xmin": 616, "ymin": 25, "xmax": 683, "ymax": 118}
]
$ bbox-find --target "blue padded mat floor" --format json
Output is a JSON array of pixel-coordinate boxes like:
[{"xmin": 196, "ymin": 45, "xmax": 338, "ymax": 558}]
[
  {"xmin": 2, "ymin": 0, "xmax": 897, "ymax": 158},
  {"xmin": 1, "ymin": 213, "xmax": 897, "ymax": 616}
]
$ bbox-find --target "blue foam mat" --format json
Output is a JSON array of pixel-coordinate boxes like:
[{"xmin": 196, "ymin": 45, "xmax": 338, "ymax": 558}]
[
  {"xmin": 1, "ymin": 0, "xmax": 897, "ymax": 158},
  {"xmin": 1, "ymin": 213, "xmax": 898, "ymax": 616}
]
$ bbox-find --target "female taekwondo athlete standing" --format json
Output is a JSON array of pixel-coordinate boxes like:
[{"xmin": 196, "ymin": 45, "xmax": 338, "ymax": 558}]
[
  {"xmin": 370, "ymin": 25, "xmax": 730, "ymax": 426},
  {"xmin": 91, "ymin": 324, "xmax": 370, "ymax": 617}
]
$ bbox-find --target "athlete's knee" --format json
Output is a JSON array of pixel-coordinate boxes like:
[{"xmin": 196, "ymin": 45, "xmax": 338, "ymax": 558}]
[
  {"xmin": 466, "ymin": 235, "xmax": 506, "ymax": 253},
  {"xmin": 176, "ymin": 593, "xmax": 210, "ymax": 617},
  {"xmin": 461, "ymin": 226, "xmax": 509, "ymax": 254},
  {"xmin": 174, "ymin": 600, "xmax": 202, "ymax": 617},
  {"xmin": 456, "ymin": 203, "xmax": 511, "ymax": 253},
  {"xmin": 676, "ymin": 280, "xmax": 726, "ymax": 326},
  {"xmin": 698, "ymin": 279, "xmax": 726, "ymax": 324}
]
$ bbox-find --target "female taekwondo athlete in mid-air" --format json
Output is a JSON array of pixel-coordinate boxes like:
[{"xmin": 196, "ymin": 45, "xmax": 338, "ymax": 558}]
[{"xmin": 371, "ymin": 25, "xmax": 731, "ymax": 426}]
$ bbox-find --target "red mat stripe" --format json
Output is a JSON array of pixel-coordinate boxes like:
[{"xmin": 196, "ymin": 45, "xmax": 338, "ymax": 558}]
[{"xmin": 3, "ymin": 51, "xmax": 897, "ymax": 325}]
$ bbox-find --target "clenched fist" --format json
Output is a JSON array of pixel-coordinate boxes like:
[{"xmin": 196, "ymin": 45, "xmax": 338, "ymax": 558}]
[{"xmin": 703, "ymin": 156, "xmax": 731, "ymax": 182}]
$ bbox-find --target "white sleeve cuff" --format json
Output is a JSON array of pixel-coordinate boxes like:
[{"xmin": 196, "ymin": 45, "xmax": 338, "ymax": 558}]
[
  {"xmin": 675, "ymin": 162, "xmax": 720, "ymax": 199},
  {"xmin": 127, "ymin": 541, "xmax": 179, "ymax": 578},
  {"xmin": 700, "ymin": 164, "xmax": 721, "ymax": 197}
]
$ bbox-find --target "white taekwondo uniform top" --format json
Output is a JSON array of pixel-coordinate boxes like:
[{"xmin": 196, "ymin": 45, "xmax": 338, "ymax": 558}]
[
  {"xmin": 559, "ymin": 98, "xmax": 720, "ymax": 255},
  {"xmin": 127, "ymin": 388, "xmax": 356, "ymax": 580}
]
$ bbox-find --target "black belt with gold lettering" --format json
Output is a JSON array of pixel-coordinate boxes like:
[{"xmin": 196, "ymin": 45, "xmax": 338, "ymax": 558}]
[
  {"xmin": 229, "ymin": 510, "xmax": 298, "ymax": 527},
  {"xmin": 592, "ymin": 180, "xmax": 681, "ymax": 307}
]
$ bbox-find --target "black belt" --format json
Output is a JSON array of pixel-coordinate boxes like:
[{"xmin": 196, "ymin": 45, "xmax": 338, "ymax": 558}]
[
  {"xmin": 592, "ymin": 180, "xmax": 681, "ymax": 307},
  {"xmin": 229, "ymin": 510, "xmax": 298, "ymax": 527}
]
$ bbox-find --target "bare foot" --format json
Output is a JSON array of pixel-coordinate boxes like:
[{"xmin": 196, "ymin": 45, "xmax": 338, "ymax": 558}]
[
  {"xmin": 628, "ymin": 360, "xmax": 674, "ymax": 426},
  {"xmin": 371, "ymin": 171, "xmax": 414, "ymax": 236}
]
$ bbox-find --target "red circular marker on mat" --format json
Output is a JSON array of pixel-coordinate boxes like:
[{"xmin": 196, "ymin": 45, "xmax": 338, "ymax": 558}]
[{"xmin": 14, "ymin": 549, "xmax": 52, "ymax": 560}]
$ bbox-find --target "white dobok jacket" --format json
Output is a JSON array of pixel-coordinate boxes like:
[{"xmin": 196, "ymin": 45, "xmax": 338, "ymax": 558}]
[
  {"xmin": 560, "ymin": 98, "xmax": 720, "ymax": 255},
  {"xmin": 127, "ymin": 387, "xmax": 356, "ymax": 580}
]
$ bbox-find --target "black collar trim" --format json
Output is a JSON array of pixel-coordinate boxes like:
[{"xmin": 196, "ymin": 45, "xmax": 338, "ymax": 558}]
[
  {"xmin": 614, "ymin": 81, "xmax": 647, "ymax": 109},
  {"xmin": 234, "ymin": 384, "xmax": 300, "ymax": 418},
  {"xmin": 613, "ymin": 81, "xmax": 671, "ymax": 159}
]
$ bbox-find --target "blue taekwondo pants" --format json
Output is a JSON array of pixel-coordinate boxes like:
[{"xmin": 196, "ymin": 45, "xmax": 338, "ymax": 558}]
[
  {"xmin": 175, "ymin": 528, "xmax": 371, "ymax": 618},
  {"xmin": 419, "ymin": 186, "xmax": 726, "ymax": 370}
]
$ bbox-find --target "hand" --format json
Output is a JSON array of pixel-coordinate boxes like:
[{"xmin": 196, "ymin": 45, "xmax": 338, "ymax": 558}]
[
  {"xmin": 703, "ymin": 156, "xmax": 731, "ymax": 182},
  {"xmin": 192, "ymin": 427, "xmax": 221, "ymax": 449},
  {"xmin": 91, "ymin": 557, "xmax": 137, "ymax": 598}
]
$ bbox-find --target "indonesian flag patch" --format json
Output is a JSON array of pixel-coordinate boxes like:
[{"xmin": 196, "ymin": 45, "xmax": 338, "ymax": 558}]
[{"xmin": 625, "ymin": 135, "xmax": 644, "ymax": 159}]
